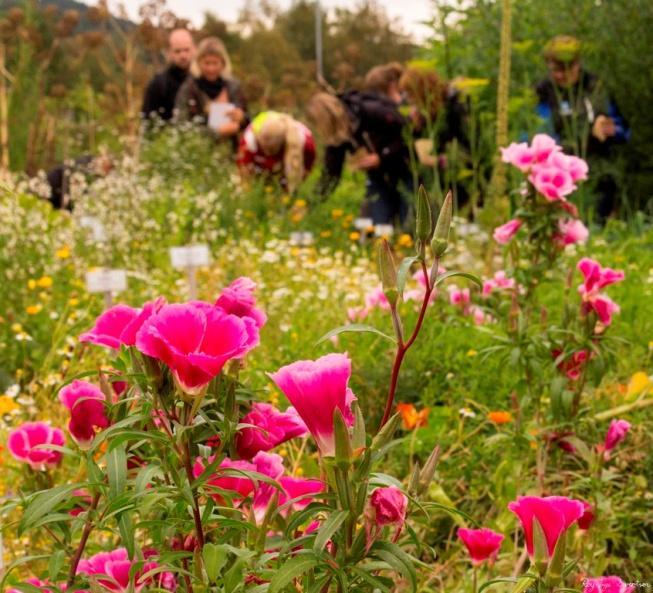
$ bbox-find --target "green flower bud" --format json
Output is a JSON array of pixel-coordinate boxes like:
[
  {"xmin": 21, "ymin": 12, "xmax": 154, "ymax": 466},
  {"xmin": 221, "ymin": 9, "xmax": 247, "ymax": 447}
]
[
  {"xmin": 415, "ymin": 185, "xmax": 433, "ymax": 251},
  {"xmin": 431, "ymin": 190, "xmax": 453, "ymax": 257},
  {"xmin": 378, "ymin": 239, "xmax": 399, "ymax": 307}
]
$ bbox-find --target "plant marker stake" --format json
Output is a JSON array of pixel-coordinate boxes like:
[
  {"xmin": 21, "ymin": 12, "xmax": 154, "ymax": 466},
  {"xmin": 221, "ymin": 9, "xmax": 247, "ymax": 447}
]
[
  {"xmin": 85, "ymin": 269, "xmax": 127, "ymax": 311},
  {"xmin": 170, "ymin": 245, "xmax": 211, "ymax": 301}
]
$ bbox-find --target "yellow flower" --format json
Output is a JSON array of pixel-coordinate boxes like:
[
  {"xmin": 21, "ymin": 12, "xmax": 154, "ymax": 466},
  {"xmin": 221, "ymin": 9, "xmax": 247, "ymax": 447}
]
[
  {"xmin": 27, "ymin": 279, "xmax": 37, "ymax": 290},
  {"xmin": 331, "ymin": 208, "xmax": 344, "ymax": 219},
  {"xmin": 39, "ymin": 291, "xmax": 50, "ymax": 302},
  {"xmin": 295, "ymin": 467, "xmax": 304, "ymax": 477},
  {"xmin": 281, "ymin": 194, "xmax": 290, "ymax": 205},
  {"xmin": 627, "ymin": 372, "xmax": 651, "ymax": 399},
  {"xmin": 264, "ymin": 185, "xmax": 273, "ymax": 193},
  {"xmin": 26, "ymin": 304, "xmax": 43, "ymax": 315},
  {"xmin": 68, "ymin": 297, "xmax": 80, "ymax": 307},
  {"xmin": 466, "ymin": 349, "xmax": 478, "ymax": 357},
  {"xmin": 398, "ymin": 234, "xmax": 413, "ymax": 248},
  {"xmin": 349, "ymin": 231, "xmax": 361, "ymax": 241},
  {"xmin": 488, "ymin": 411, "xmax": 513, "ymax": 424},
  {"xmin": 0, "ymin": 396, "xmax": 18, "ymax": 415},
  {"xmin": 290, "ymin": 212, "xmax": 304, "ymax": 223},
  {"xmin": 320, "ymin": 230, "xmax": 332, "ymax": 238},
  {"xmin": 11, "ymin": 323, "xmax": 23, "ymax": 333},
  {"xmin": 36, "ymin": 276, "xmax": 53, "ymax": 289},
  {"xmin": 55, "ymin": 246, "xmax": 71, "ymax": 259},
  {"xmin": 294, "ymin": 199, "xmax": 307, "ymax": 208}
]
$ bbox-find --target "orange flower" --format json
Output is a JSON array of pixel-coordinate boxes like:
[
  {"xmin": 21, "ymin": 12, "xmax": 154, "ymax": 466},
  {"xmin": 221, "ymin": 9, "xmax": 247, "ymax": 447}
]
[
  {"xmin": 488, "ymin": 411, "xmax": 513, "ymax": 424},
  {"xmin": 397, "ymin": 403, "xmax": 430, "ymax": 430}
]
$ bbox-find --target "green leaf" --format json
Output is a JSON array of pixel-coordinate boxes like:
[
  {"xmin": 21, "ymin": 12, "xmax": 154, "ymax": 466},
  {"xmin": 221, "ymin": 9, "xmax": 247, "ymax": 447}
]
[
  {"xmin": 371, "ymin": 541, "xmax": 417, "ymax": 593},
  {"xmin": 269, "ymin": 554, "xmax": 319, "ymax": 592},
  {"xmin": 397, "ymin": 256, "xmax": 420, "ymax": 295},
  {"xmin": 478, "ymin": 575, "xmax": 537, "ymax": 593},
  {"xmin": 313, "ymin": 510, "xmax": 348, "ymax": 553},
  {"xmin": 316, "ymin": 324, "xmax": 396, "ymax": 346},
  {"xmin": 118, "ymin": 513, "xmax": 134, "ymax": 558},
  {"xmin": 433, "ymin": 270, "xmax": 482, "ymax": 288},
  {"xmin": 19, "ymin": 483, "xmax": 83, "ymax": 534},
  {"xmin": 203, "ymin": 543, "xmax": 229, "ymax": 583},
  {"xmin": 107, "ymin": 444, "xmax": 127, "ymax": 499},
  {"xmin": 47, "ymin": 549, "xmax": 65, "ymax": 581}
]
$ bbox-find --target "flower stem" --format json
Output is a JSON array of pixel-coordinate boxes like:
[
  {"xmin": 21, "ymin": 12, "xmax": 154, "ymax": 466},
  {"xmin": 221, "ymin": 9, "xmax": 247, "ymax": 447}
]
[
  {"xmin": 182, "ymin": 439, "xmax": 205, "ymax": 549},
  {"xmin": 67, "ymin": 491, "xmax": 100, "ymax": 587}
]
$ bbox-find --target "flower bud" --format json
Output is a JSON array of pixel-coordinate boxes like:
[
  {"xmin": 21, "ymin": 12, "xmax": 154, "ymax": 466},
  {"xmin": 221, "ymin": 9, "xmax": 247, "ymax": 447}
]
[
  {"xmin": 371, "ymin": 413, "xmax": 401, "ymax": 451},
  {"xmin": 378, "ymin": 239, "xmax": 399, "ymax": 307},
  {"xmin": 415, "ymin": 185, "xmax": 433, "ymax": 253},
  {"xmin": 431, "ymin": 190, "xmax": 453, "ymax": 257}
]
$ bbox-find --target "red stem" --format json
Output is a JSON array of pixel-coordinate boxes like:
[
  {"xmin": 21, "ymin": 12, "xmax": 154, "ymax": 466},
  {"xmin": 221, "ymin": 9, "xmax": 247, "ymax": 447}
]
[
  {"xmin": 67, "ymin": 491, "xmax": 101, "ymax": 587},
  {"xmin": 378, "ymin": 261, "xmax": 434, "ymax": 431},
  {"xmin": 183, "ymin": 440, "xmax": 206, "ymax": 548}
]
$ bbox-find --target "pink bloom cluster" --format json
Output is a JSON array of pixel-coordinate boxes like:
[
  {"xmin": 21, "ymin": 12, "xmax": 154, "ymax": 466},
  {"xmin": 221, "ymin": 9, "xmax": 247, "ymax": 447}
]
[
  {"xmin": 269, "ymin": 353, "xmax": 356, "ymax": 457},
  {"xmin": 58, "ymin": 380, "xmax": 110, "ymax": 449},
  {"xmin": 8, "ymin": 422, "xmax": 64, "ymax": 470},
  {"xmin": 552, "ymin": 349, "xmax": 592, "ymax": 381},
  {"xmin": 448, "ymin": 285, "xmax": 492, "ymax": 325},
  {"xmin": 482, "ymin": 271, "xmax": 517, "ymax": 298},
  {"xmin": 79, "ymin": 277, "xmax": 265, "ymax": 394},
  {"xmin": 577, "ymin": 258, "xmax": 625, "ymax": 327},
  {"xmin": 76, "ymin": 548, "xmax": 176, "ymax": 592},
  {"xmin": 193, "ymin": 450, "xmax": 323, "ymax": 524},
  {"xmin": 366, "ymin": 486, "xmax": 408, "ymax": 547},
  {"xmin": 457, "ymin": 528, "xmax": 504, "ymax": 566},
  {"xmin": 602, "ymin": 419, "xmax": 631, "ymax": 460}
]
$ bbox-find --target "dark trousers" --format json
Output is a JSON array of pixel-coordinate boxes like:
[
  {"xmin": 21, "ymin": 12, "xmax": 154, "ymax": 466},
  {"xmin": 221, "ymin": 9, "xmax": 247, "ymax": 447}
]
[{"xmin": 364, "ymin": 175, "xmax": 412, "ymax": 225}]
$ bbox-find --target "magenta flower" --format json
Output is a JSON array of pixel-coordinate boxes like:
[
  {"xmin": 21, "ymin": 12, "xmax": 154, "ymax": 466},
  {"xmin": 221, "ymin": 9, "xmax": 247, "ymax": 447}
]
[
  {"xmin": 556, "ymin": 218, "xmax": 589, "ymax": 246},
  {"xmin": 482, "ymin": 270, "xmax": 516, "ymax": 297},
  {"xmin": 136, "ymin": 301, "xmax": 259, "ymax": 394},
  {"xmin": 251, "ymin": 451, "xmax": 285, "ymax": 523},
  {"xmin": 366, "ymin": 486, "xmax": 408, "ymax": 545},
  {"xmin": 8, "ymin": 421, "xmax": 65, "ymax": 470},
  {"xmin": 578, "ymin": 258, "xmax": 625, "ymax": 297},
  {"xmin": 529, "ymin": 165, "xmax": 576, "ymax": 201},
  {"xmin": 215, "ymin": 276, "xmax": 267, "ymax": 329},
  {"xmin": 448, "ymin": 285, "xmax": 470, "ymax": 309},
  {"xmin": 500, "ymin": 142, "xmax": 534, "ymax": 172},
  {"xmin": 269, "ymin": 353, "xmax": 356, "ymax": 457},
  {"xmin": 77, "ymin": 548, "xmax": 175, "ymax": 592},
  {"xmin": 236, "ymin": 402, "xmax": 307, "ymax": 459},
  {"xmin": 590, "ymin": 294, "xmax": 621, "ymax": 326},
  {"xmin": 79, "ymin": 299, "xmax": 166, "ymax": 350},
  {"xmin": 58, "ymin": 380, "xmax": 110, "ymax": 449},
  {"xmin": 493, "ymin": 218, "xmax": 522, "ymax": 245},
  {"xmin": 457, "ymin": 528, "xmax": 505, "ymax": 565},
  {"xmin": 603, "ymin": 419, "xmax": 631, "ymax": 459},
  {"xmin": 548, "ymin": 151, "xmax": 589, "ymax": 182},
  {"xmin": 7, "ymin": 578, "xmax": 88, "ymax": 593},
  {"xmin": 193, "ymin": 456, "xmax": 256, "ymax": 502},
  {"xmin": 578, "ymin": 501, "xmax": 596, "ymax": 530},
  {"xmin": 552, "ymin": 349, "xmax": 591, "ymax": 381},
  {"xmin": 530, "ymin": 134, "xmax": 561, "ymax": 164},
  {"xmin": 364, "ymin": 286, "xmax": 391, "ymax": 312},
  {"xmin": 508, "ymin": 495, "xmax": 585, "ymax": 558},
  {"xmin": 279, "ymin": 477, "xmax": 325, "ymax": 512},
  {"xmin": 583, "ymin": 577, "xmax": 635, "ymax": 593}
]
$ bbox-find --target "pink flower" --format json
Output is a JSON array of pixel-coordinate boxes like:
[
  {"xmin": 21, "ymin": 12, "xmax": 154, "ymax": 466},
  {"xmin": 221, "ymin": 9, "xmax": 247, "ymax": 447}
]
[
  {"xmin": 529, "ymin": 165, "xmax": 576, "ymax": 201},
  {"xmin": 366, "ymin": 486, "xmax": 408, "ymax": 545},
  {"xmin": 556, "ymin": 218, "xmax": 589, "ymax": 246},
  {"xmin": 591, "ymin": 294, "xmax": 621, "ymax": 326},
  {"xmin": 583, "ymin": 577, "xmax": 635, "ymax": 593},
  {"xmin": 193, "ymin": 456, "xmax": 256, "ymax": 502},
  {"xmin": 530, "ymin": 134, "xmax": 561, "ymax": 164},
  {"xmin": 8, "ymin": 421, "xmax": 65, "ymax": 470},
  {"xmin": 508, "ymin": 495, "xmax": 585, "ymax": 558},
  {"xmin": 7, "ymin": 578, "xmax": 88, "ymax": 593},
  {"xmin": 79, "ymin": 299, "xmax": 166, "ymax": 350},
  {"xmin": 251, "ymin": 451, "xmax": 285, "ymax": 523},
  {"xmin": 493, "ymin": 219, "xmax": 522, "ymax": 245},
  {"xmin": 269, "ymin": 353, "xmax": 356, "ymax": 457},
  {"xmin": 347, "ymin": 307, "xmax": 369, "ymax": 322},
  {"xmin": 365, "ymin": 286, "xmax": 391, "ymax": 311},
  {"xmin": 457, "ymin": 528, "xmax": 505, "ymax": 565},
  {"xmin": 236, "ymin": 403, "xmax": 308, "ymax": 459},
  {"xmin": 279, "ymin": 477, "xmax": 325, "ymax": 512},
  {"xmin": 548, "ymin": 151, "xmax": 589, "ymax": 182},
  {"xmin": 552, "ymin": 349, "xmax": 591, "ymax": 381},
  {"xmin": 58, "ymin": 380, "xmax": 110, "ymax": 449},
  {"xmin": 603, "ymin": 419, "xmax": 631, "ymax": 458},
  {"xmin": 215, "ymin": 277, "xmax": 267, "ymax": 329},
  {"xmin": 500, "ymin": 142, "xmax": 534, "ymax": 172},
  {"xmin": 448, "ymin": 285, "xmax": 470, "ymax": 308},
  {"xmin": 482, "ymin": 271, "xmax": 516, "ymax": 297},
  {"xmin": 470, "ymin": 306, "xmax": 492, "ymax": 325},
  {"xmin": 136, "ymin": 301, "xmax": 259, "ymax": 394},
  {"xmin": 404, "ymin": 269, "xmax": 441, "ymax": 303},
  {"xmin": 77, "ymin": 548, "xmax": 175, "ymax": 592},
  {"xmin": 577, "ymin": 501, "xmax": 596, "ymax": 530},
  {"xmin": 577, "ymin": 258, "xmax": 625, "ymax": 296}
]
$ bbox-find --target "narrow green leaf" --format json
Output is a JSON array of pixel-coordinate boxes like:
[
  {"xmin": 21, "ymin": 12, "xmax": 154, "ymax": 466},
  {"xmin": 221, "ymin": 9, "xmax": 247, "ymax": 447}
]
[
  {"xmin": 433, "ymin": 270, "xmax": 482, "ymax": 288},
  {"xmin": 19, "ymin": 483, "xmax": 82, "ymax": 534},
  {"xmin": 107, "ymin": 444, "xmax": 127, "ymax": 499},
  {"xmin": 269, "ymin": 555, "xmax": 319, "ymax": 592},
  {"xmin": 397, "ymin": 256, "xmax": 420, "ymax": 296},
  {"xmin": 316, "ymin": 324, "xmax": 396, "ymax": 346},
  {"xmin": 313, "ymin": 510, "xmax": 348, "ymax": 553}
]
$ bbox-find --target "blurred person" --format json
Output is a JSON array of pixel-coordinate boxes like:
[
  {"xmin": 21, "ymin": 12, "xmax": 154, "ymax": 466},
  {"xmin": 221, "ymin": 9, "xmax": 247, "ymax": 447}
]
[
  {"xmin": 141, "ymin": 28, "xmax": 195, "ymax": 122},
  {"xmin": 236, "ymin": 111, "xmax": 315, "ymax": 194},
  {"xmin": 535, "ymin": 35, "xmax": 630, "ymax": 222},
  {"xmin": 46, "ymin": 154, "xmax": 113, "ymax": 210},
  {"xmin": 399, "ymin": 65, "xmax": 471, "ymax": 210},
  {"xmin": 175, "ymin": 36, "xmax": 248, "ymax": 146},
  {"xmin": 306, "ymin": 91, "xmax": 412, "ymax": 226},
  {"xmin": 364, "ymin": 62, "xmax": 404, "ymax": 104}
]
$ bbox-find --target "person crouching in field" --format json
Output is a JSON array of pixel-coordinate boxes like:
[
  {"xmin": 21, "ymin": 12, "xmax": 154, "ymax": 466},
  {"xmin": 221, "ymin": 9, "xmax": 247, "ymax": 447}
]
[
  {"xmin": 175, "ymin": 37, "xmax": 248, "ymax": 148},
  {"xmin": 306, "ymin": 90, "xmax": 412, "ymax": 227},
  {"xmin": 236, "ymin": 112, "xmax": 316, "ymax": 194}
]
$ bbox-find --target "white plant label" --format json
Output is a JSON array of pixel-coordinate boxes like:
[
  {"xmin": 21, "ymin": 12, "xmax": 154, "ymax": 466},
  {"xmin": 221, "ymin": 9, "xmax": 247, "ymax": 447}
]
[
  {"xmin": 79, "ymin": 216, "xmax": 106, "ymax": 242},
  {"xmin": 354, "ymin": 217, "xmax": 373, "ymax": 231},
  {"xmin": 170, "ymin": 245, "xmax": 211, "ymax": 269},
  {"xmin": 289, "ymin": 232, "xmax": 314, "ymax": 246},
  {"xmin": 374, "ymin": 224, "xmax": 394, "ymax": 238},
  {"xmin": 85, "ymin": 269, "xmax": 127, "ymax": 294}
]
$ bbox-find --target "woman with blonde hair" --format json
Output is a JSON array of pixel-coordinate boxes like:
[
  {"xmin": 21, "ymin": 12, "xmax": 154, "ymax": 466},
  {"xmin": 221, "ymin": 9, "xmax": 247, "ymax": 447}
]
[
  {"xmin": 175, "ymin": 36, "xmax": 248, "ymax": 144},
  {"xmin": 306, "ymin": 90, "xmax": 412, "ymax": 225},
  {"xmin": 236, "ymin": 111, "xmax": 316, "ymax": 194}
]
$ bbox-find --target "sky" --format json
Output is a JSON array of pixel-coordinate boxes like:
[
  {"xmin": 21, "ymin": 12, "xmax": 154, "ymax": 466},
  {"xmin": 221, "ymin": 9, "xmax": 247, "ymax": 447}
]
[{"xmin": 98, "ymin": 0, "xmax": 434, "ymax": 41}]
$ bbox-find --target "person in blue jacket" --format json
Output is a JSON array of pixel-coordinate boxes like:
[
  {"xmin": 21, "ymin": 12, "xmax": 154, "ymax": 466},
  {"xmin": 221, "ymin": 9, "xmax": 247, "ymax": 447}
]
[{"xmin": 535, "ymin": 36, "xmax": 630, "ymax": 222}]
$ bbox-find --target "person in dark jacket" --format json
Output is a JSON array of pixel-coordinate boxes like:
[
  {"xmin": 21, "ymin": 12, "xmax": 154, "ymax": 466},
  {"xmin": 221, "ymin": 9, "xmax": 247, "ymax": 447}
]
[
  {"xmin": 141, "ymin": 29, "xmax": 195, "ymax": 122},
  {"xmin": 306, "ymin": 91, "xmax": 412, "ymax": 226},
  {"xmin": 46, "ymin": 155, "xmax": 112, "ymax": 210},
  {"xmin": 174, "ymin": 36, "xmax": 248, "ymax": 146},
  {"xmin": 535, "ymin": 35, "xmax": 630, "ymax": 222}
]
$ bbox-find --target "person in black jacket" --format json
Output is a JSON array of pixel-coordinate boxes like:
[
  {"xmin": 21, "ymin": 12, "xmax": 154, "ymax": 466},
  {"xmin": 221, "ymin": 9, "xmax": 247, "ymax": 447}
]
[
  {"xmin": 306, "ymin": 91, "xmax": 412, "ymax": 226},
  {"xmin": 141, "ymin": 29, "xmax": 195, "ymax": 122}
]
